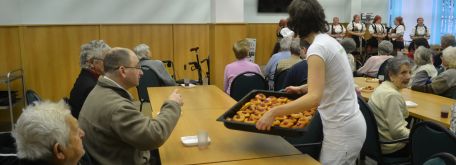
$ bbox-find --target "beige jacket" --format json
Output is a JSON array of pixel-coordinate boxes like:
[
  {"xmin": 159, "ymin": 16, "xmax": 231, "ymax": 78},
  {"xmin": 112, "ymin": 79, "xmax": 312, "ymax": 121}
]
[
  {"xmin": 276, "ymin": 55, "xmax": 302, "ymax": 73},
  {"xmin": 368, "ymin": 81, "xmax": 409, "ymax": 154},
  {"xmin": 79, "ymin": 76, "xmax": 181, "ymax": 165}
]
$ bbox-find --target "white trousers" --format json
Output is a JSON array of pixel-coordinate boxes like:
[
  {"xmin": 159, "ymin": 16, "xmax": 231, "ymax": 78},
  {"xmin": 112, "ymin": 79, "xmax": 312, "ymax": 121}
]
[{"xmin": 319, "ymin": 112, "xmax": 367, "ymax": 165}]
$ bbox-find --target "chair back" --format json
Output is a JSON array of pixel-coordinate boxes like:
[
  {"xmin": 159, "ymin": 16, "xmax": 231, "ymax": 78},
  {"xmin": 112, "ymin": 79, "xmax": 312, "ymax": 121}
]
[
  {"xmin": 423, "ymin": 152, "xmax": 456, "ymax": 165},
  {"xmin": 0, "ymin": 133, "xmax": 18, "ymax": 165},
  {"xmin": 25, "ymin": 90, "xmax": 41, "ymax": 106},
  {"xmin": 274, "ymin": 69, "xmax": 289, "ymax": 91},
  {"xmin": 136, "ymin": 66, "xmax": 163, "ymax": 103},
  {"xmin": 377, "ymin": 59, "xmax": 390, "ymax": 80},
  {"xmin": 410, "ymin": 121, "xmax": 456, "ymax": 165},
  {"xmin": 230, "ymin": 72, "xmax": 267, "ymax": 101},
  {"xmin": 442, "ymin": 86, "xmax": 456, "ymax": 99},
  {"xmin": 358, "ymin": 96, "xmax": 385, "ymax": 163}
]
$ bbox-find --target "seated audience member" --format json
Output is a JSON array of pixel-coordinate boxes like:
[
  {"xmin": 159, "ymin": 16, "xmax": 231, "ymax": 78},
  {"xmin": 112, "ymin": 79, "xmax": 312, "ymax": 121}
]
[
  {"xmin": 134, "ymin": 44, "xmax": 177, "ymax": 86},
  {"xmin": 368, "ymin": 56, "xmax": 412, "ymax": 156},
  {"xmin": 69, "ymin": 40, "xmax": 111, "ymax": 119},
  {"xmin": 407, "ymin": 38, "xmax": 430, "ymax": 59},
  {"xmin": 328, "ymin": 17, "xmax": 346, "ymax": 42},
  {"xmin": 412, "ymin": 46, "xmax": 456, "ymax": 98},
  {"xmin": 13, "ymin": 100, "xmax": 85, "ymax": 165},
  {"xmin": 223, "ymin": 39, "xmax": 262, "ymax": 94},
  {"xmin": 357, "ymin": 40, "xmax": 394, "ymax": 77},
  {"xmin": 434, "ymin": 34, "xmax": 455, "ymax": 71},
  {"xmin": 341, "ymin": 38, "xmax": 357, "ymax": 72},
  {"xmin": 276, "ymin": 38, "xmax": 303, "ymax": 73},
  {"xmin": 78, "ymin": 48, "xmax": 183, "ymax": 165},
  {"xmin": 409, "ymin": 46, "xmax": 438, "ymax": 87},
  {"xmin": 283, "ymin": 39, "xmax": 310, "ymax": 87},
  {"xmin": 272, "ymin": 19, "xmax": 294, "ymax": 56},
  {"xmin": 264, "ymin": 37, "xmax": 292, "ymax": 82}
]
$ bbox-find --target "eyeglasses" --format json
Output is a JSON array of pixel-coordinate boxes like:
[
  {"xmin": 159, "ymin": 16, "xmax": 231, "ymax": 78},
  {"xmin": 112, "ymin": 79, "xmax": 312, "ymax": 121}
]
[{"xmin": 115, "ymin": 66, "xmax": 142, "ymax": 70}]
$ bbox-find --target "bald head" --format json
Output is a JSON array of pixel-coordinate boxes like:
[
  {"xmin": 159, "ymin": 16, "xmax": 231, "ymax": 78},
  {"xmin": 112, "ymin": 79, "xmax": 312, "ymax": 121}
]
[{"xmin": 103, "ymin": 48, "xmax": 135, "ymax": 73}]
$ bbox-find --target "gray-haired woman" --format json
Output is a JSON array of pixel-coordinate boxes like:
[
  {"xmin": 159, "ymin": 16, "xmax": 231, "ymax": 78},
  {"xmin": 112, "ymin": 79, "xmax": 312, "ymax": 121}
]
[
  {"xmin": 368, "ymin": 56, "xmax": 412, "ymax": 157},
  {"xmin": 412, "ymin": 46, "xmax": 456, "ymax": 98},
  {"xmin": 133, "ymin": 44, "xmax": 177, "ymax": 86},
  {"xmin": 409, "ymin": 46, "xmax": 438, "ymax": 87}
]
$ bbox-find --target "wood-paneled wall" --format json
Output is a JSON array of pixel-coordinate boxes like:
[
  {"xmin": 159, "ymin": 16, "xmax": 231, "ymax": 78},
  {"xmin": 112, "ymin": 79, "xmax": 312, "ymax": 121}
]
[
  {"xmin": 0, "ymin": 23, "xmax": 277, "ymax": 101},
  {"xmin": 209, "ymin": 24, "xmax": 247, "ymax": 90},
  {"xmin": 21, "ymin": 25, "xmax": 99, "ymax": 100},
  {"xmin": 246, "ymin": 24, "xmax": 278, "ymax": 66}
]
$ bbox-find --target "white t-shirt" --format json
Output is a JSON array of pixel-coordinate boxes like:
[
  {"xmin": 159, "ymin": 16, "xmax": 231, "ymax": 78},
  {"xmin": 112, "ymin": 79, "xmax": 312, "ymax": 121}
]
[{"xmin": 306, "ymin": 33, "xmax": 360, "ymax": 128}]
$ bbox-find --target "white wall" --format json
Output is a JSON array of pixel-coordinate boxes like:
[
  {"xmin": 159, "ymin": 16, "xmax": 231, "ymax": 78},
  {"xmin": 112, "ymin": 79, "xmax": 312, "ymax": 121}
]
[
  {"xmin": 401, "ymin": 0, "xmax": 435, "ymax": 42},
  {"xmin": 361, "ymin": 0, "xmax": 389, "ymax": 23},
  {"xmin": 212, "ymin": 0, "xmax": 244, "ymax": 23},
  {"xmin": 0, "ymin": 0, "xmax": 211, "ymax": 24}
]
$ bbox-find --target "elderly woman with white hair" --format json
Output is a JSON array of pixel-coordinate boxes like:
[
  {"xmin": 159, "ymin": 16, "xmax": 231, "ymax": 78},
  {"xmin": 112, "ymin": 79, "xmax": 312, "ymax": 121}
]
[
  {"xmin": 133, "ymin": 43, "xmax": 177, "ymax": 86},
  {"xmin": 409, "ymin": 46, "xmax": 438, "ymax": 87},
  {"xmin": 357, "ymin": 40, "xmax": 394, "ymax": 77},
  {"xmin": 412, "ymin": 46, "xmax": 456, "ymax": 98},
  {"xmin": 13, "ymin": 100, "xmax": 85, "ymax": 165},
  {"xmin": 69, "ymin": 40, "xmax": 110, "ymax": 119},
  {"xmin": 434, "ymin": 34, "xmax": 455, "ymax": 70},
  {"xmin": 368, "ymin": 56, "xmax": 412, "ymax": 157}
]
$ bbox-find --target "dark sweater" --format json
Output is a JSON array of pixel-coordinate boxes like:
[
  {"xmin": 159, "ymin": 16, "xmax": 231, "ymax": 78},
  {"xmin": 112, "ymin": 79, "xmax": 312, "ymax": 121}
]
[{"xmin": 68, "ymin": 69, "xmax": 99, "ymax": 119}]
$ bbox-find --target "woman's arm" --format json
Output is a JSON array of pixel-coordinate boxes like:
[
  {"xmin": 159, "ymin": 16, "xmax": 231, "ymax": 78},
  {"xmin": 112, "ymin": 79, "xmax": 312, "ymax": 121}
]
[{"xmin": 256, "ymin": 55, "xmax": 325, "ymax": 130}]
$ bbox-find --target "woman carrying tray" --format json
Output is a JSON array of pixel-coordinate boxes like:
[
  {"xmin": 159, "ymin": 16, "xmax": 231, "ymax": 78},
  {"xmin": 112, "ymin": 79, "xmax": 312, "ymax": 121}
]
[{"xmin": 256, "ymin": 0, "xmax": 366, "ymax": 164}]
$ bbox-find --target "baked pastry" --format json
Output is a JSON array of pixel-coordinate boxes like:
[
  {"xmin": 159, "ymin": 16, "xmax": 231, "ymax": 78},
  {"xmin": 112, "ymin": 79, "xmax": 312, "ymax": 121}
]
[
  {"xmin": 244, "ymin": 117, "xmax": 257, "ymax": 124},
  {"xmin": 236, "ymin": 110, "xmax": 251, "ymax": 117},
  {"xmin": 290, "ymin": 113, "xmax": 304, "ymax": 119},
  {"xmin": 255, "ymin": 93, "xmax": 266, "ymax": 100},
  {"xmin": 233, "ymin": 115, "xmax": 245, "ymax": 122},
  {"xmin": 279, "ymin": 120, "xmax": 294, "ymax": 128},
  {"xmin": 272, "ymin": 120, "xmax": 281, "ymax": 126},
  {"xmin": 277, "ymin": 97, "xmax": 288, "ymax": 103}
]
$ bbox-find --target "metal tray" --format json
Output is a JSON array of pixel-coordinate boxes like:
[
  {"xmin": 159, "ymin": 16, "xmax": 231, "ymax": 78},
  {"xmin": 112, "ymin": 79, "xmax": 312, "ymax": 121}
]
[{"xmin": 217, "ymin": 90, "xmax": 320, "ymax": 137}]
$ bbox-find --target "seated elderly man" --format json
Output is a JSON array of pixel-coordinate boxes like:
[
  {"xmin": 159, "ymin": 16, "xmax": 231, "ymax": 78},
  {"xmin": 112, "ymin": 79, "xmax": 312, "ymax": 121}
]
[
  {"xmin": 264, "ymin": 36, "xmax": 292, "ymax": 86},
  {"xmin": 134, "ymin": 43, "xmax": 177, "ymax": 86},
  {"xmin": 78, "ymin": 47, "xmax": 183, "ymax": 165},
  {"xmin": 68, "ymin": 40, "xmax": 111, "ymax": 119},
  {"xmin": 412, "ymin": 46, "xmax": 456, "ymax": 98},
  {"xmin": 13, "ymin": 100, "xmax": 85, "ymax": 165},
  {"xmin": 357, "ymin": 40, "xmax": 394, "ymax": 77},
  {"xmin": 368, "ymin": 56, "xmax": 412, "ymax": 157}
]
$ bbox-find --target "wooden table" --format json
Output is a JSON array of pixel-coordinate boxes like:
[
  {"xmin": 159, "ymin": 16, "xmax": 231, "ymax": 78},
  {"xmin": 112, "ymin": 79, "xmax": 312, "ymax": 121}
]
[
  {"xmin": 354, "ymin": 77, "xmax": 453, "ymax": 127},
  {"xmin": 205, "ymin": 154, "xmax": 320, "ymax": 165},
  {"xmin": 148, "ymin": 85, "xmax": 314, "ymax": 165}
]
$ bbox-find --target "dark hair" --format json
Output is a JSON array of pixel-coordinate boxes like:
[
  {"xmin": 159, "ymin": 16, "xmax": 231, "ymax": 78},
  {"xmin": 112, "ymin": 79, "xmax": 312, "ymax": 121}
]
[
  {"xmin": 288, "ymin": 0, "xmax": 327, "ymax": 38},
  {"xmin": 300, "ymin": 38, "xmax": 310, "ymax": 49},
  {"xmin": 104, "ymin": 48, "xmax": 132, "ymax": 73},
  {"xmin": 385, "ymin": 56, "xmax": 412, "ymax": 81}
]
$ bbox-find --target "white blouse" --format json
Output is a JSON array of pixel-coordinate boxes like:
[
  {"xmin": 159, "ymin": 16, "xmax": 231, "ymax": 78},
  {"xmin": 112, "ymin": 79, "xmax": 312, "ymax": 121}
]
[
  {"xmin": 368, "ymin": 23, "xmax": 386, "ymax": 34},
  {"xmin": 347, "ymin": 22, "xmax": 366, "ymax": 33}
]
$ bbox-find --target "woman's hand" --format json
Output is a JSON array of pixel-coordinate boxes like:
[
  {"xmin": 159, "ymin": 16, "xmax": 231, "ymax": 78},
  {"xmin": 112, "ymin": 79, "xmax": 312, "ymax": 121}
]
[
  {"xmin": 256, "ymin": 108, "xmax": 277, "ymax": 131},
  {"xmin": 284, "ymin": 84, "xmax": 308, "ymax": 95}
]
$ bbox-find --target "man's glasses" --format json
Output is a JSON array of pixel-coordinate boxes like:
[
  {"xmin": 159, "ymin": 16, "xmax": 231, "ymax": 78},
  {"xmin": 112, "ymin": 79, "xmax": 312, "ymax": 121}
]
[{"xmin": 115, "ymin": 66, "xmax": 142, "ymax": 70}]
